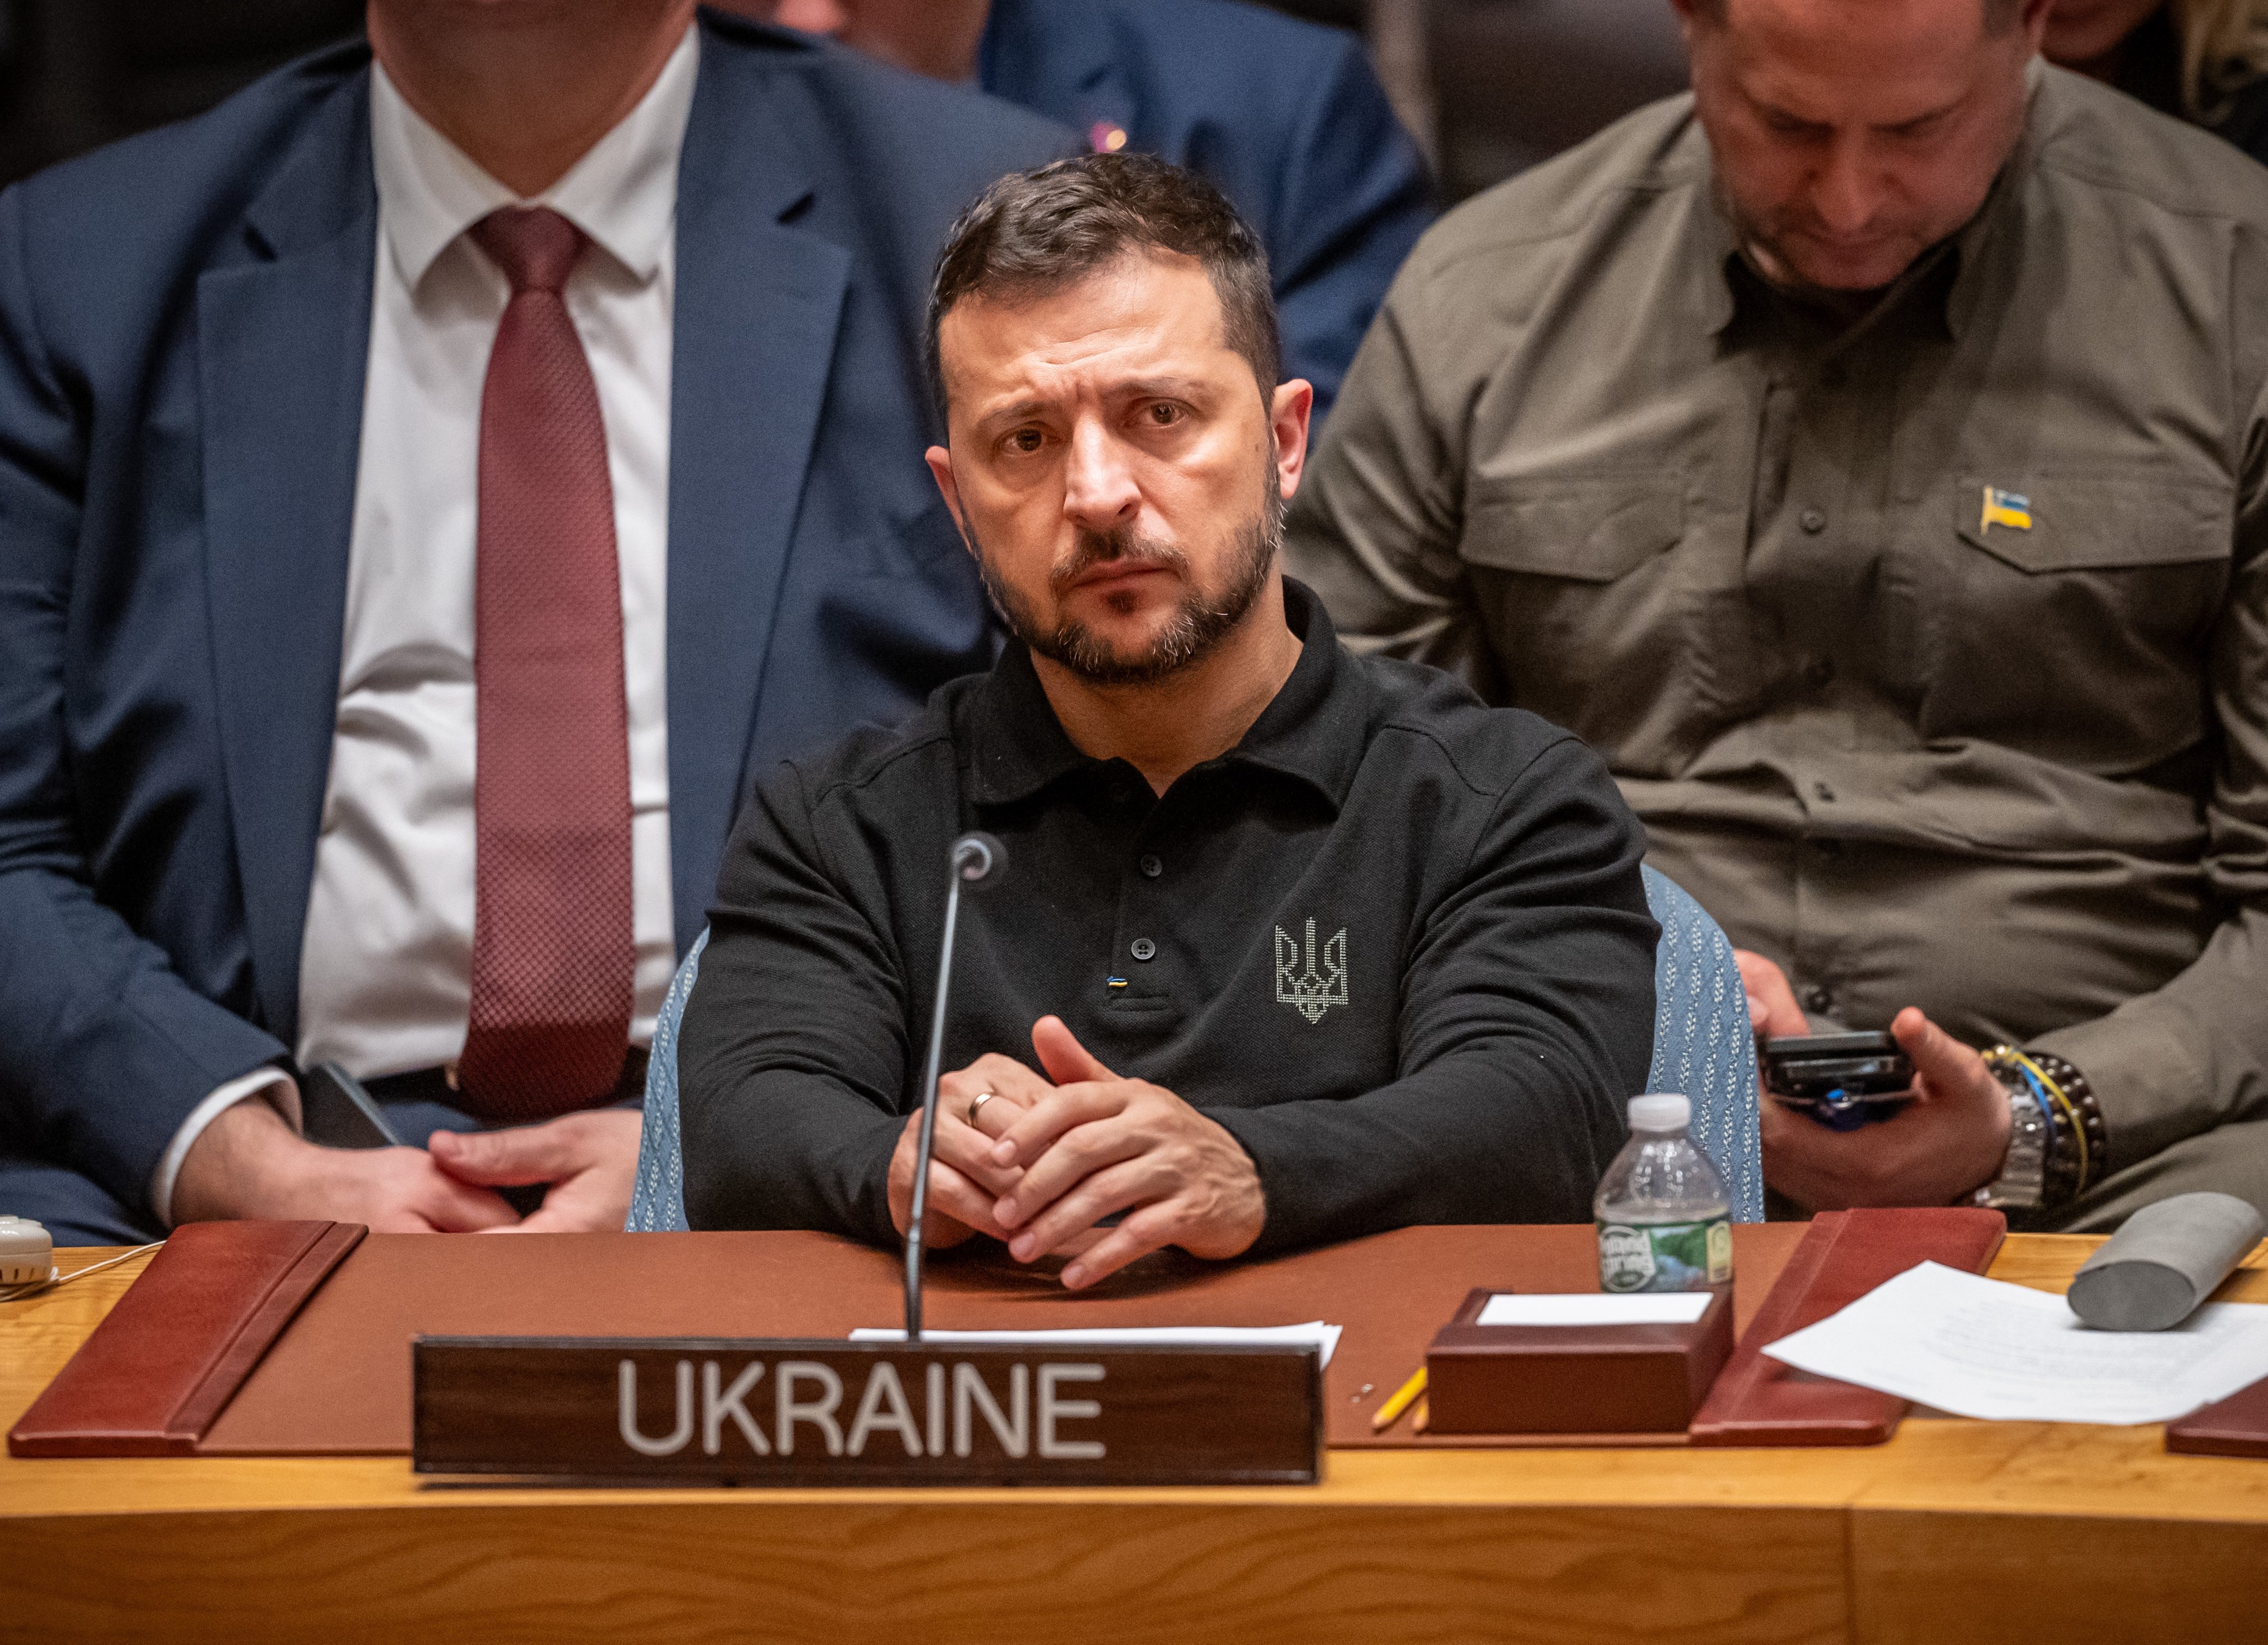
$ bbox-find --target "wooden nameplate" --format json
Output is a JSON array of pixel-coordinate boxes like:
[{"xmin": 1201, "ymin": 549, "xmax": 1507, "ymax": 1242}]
[
  {"xmin": 412, "ymin": 1336, "xmax": 1323, "ymax": 1485},
  {"xmin": 1426, "ymin": 1287, "xmax": 1735, "ymax": 1435}
]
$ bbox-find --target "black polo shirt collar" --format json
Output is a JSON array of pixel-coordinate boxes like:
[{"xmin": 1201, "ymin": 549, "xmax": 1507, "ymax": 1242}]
[{"xmin": 963, "ymin": 578, "xmax": 1364, "ymax": 813}]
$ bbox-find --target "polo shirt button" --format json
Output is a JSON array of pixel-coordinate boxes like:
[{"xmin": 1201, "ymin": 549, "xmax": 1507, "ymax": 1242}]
[
  {"xmin": 1802, "ymin": 657, "xmax": 1833, "ymax": 689},
  {"xmin": 1800, "ymin": 508, "xmax": 1827, "ymax": 534},
  {"xmin": 1803, "ymin": 984, "xmax": 1836, "ymax": 1015},
  {"xmin": 1139, "ymin": 854, "xmax": 1163, "ymax": 878},
  {"xmin": 1130, "ymin": 938, "xmax": 1157, "ymax": 962},
  {"xmin": 1813, "ymin": 780, "xmax": 1837, "ymax": 802}
]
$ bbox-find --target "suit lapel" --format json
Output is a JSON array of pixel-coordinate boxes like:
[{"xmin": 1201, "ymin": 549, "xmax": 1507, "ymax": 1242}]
[
  {"xmin": 665, "ymin": 34, "xmax": 849, "ymax": 954},
  {"xmin": 197, "ymin": 73, "xmax": 377, "ymax": 1042}
]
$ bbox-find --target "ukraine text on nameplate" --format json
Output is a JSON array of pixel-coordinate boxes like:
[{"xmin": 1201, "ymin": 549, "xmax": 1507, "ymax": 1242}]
[{"xmin": 411, "ymin": 1338, "xmax": 1325, "ymax": 1485}]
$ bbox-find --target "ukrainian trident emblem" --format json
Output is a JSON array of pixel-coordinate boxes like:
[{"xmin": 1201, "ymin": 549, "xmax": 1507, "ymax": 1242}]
[{"xmin": 1274, "ymin": 917, "xmax": 1349, "ymax": 1025}]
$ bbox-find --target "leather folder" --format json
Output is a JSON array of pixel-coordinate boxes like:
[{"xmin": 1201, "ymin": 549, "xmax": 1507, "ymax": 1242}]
[
  {"xmin": 1689, "ymin": 1205, "xmax": 2005, "ymax": 1447},
  {"xmin": 2166, "ymin": 1374, "xmax": 2268, "ymax": 1458},
  {"xmin": 7, "ymin": 1219, "xmax": 364, "ymax": 1457}
]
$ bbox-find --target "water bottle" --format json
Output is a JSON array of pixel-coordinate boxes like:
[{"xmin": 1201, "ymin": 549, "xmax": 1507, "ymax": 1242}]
[{"xmin": 1595, "ymin": 1093, "xmax": 1732, "ymax": 1293}]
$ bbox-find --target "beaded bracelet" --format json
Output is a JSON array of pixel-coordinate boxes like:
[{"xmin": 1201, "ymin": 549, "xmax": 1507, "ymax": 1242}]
[
  {"xmin": 1982, "ymin": 1046, "xmax": 2104, "ymax": 1207},
  {"xmin": 2026, "ymin": 1048, "xmax": 2105, "ymax": 1199}
]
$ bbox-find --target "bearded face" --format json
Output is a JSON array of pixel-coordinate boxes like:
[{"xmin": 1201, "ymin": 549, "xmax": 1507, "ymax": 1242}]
[{"xmin": 971, "ymin": 464, "xmax": 1281, "ymax": 687}]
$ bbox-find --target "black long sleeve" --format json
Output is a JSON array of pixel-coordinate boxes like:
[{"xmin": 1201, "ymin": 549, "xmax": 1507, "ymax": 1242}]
[{"xmin": 680, "ymin": 584, "xmax": 1655, "ymax": 1251}]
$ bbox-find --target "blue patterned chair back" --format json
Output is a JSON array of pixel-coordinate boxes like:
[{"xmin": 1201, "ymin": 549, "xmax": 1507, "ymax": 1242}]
[
  {"xmin": 1640, "ymin": 865, "xmax": 1764, "ymax": 1222},
  {"xmin": 626, "ymin": 927, "xmax": 705, "ymax": 1232},
  {"xmin": 627, "ymin": 871, "xmax": 1764, "ymax": 1230}
]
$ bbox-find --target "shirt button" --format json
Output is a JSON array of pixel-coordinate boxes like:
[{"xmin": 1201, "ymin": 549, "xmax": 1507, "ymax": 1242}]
[
  {"xmin": 1110, "ymin": 780, "xmax": 1136, "ymax": 804},
  {"xmin": 1130, "ymin": 938, "xmax": 1157, "ymax": 962},
  {"xmin": 1813, "ymin": 780, "xmax": 1837, "ymax": 802},
  {"xmin": 1138, "ymin": 854, "xmax": 1163, "ymax": 878},
  {"xmin": 1802, "ymin": 657, "xmax": 1834, "ymax": 689},
  {"xmin": 1799, "ymin": 508, "xmax": 1827, "ymax": 534},
  {"xmin": 1803, "ymin": 984, "xmax": 1836, "ymax": 1015}
]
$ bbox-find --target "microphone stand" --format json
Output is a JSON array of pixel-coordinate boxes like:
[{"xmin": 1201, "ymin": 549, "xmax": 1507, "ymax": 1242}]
[{"xmin": 904, "ymin": 832, "xmax": 1004, "ymax": 1341}]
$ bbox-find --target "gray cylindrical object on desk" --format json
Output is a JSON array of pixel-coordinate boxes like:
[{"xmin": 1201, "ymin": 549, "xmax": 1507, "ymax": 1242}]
[{"xmin": 2068, "ymin": 1192, "xmax": 2265, "ymax": 1332}]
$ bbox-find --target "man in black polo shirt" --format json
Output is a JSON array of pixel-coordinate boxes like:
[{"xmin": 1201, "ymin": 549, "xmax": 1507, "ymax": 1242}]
[{"xmin": 678, "ymin": 153, "xmax": 1657, "ymax": 1287}]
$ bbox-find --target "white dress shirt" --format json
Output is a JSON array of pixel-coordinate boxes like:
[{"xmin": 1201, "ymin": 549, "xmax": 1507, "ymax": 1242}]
[{"xmin": 151, "ymin": 29, "xmax": 698, "ymax": 1221}]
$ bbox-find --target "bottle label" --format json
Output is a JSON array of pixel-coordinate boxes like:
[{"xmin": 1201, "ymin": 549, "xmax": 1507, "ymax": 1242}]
[{"xmin": 1597, "ymin": 1218, "xmax": 1733, "ymax": 1292}]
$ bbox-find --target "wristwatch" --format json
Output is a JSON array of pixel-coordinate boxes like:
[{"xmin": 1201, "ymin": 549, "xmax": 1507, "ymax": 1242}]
[{"xmin": 1970, "ymin": 1061, "xmax": 2050, "ymax": 1211}]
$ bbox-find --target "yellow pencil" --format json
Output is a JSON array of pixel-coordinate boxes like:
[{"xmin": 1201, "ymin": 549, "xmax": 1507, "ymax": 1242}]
[
  {"xmin": 1412, "ymin": 1396, "xmax": 1430, "ymax": 1435},
  {"xmin": 1370, "ymin": 1366, "xmax": 1428, "ymax": 1432}
]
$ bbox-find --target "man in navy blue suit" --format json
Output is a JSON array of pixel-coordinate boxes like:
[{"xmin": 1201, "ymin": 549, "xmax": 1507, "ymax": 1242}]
[
  {"xmin": 761, "ymin": 0, "xmax": 1434, "ymax": 427},
  {"xmin": 0, "ymin": 2, "xmax": 1065, "ymax": 1241}
]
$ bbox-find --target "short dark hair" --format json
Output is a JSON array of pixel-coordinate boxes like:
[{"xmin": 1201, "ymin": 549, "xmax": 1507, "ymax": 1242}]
[{"xmin": 925, "ymin": 152, "xmax": 1280, "ymax": 425}]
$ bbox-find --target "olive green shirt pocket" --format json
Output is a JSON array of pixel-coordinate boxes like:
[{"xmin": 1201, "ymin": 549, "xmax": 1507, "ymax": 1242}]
[
  {"xmin": 1940, "ymin": 470, "xmax": 2232, "ymax": 768},
  {"xmin": 1457, "ymin": 476, "xmax": 1687, "ymax": 746},
  {"xmin": 1953, "ymin": 470, "xmax": 2229, "ymax": 572},
  {"xmin": 1462, "ymin": 479, "xmax": 1685, "ymax": 580}
]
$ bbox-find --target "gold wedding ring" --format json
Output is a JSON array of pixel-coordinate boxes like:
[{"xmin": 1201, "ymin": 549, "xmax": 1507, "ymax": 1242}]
[{"xmin": 966, "ymin": 1091, "xmax": 995, "ymax": 1127}]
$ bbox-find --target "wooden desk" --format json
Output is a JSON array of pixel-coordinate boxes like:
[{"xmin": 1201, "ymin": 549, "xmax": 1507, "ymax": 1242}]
[{"xmin": 4, "ymin": 1234, "xmax": 2266, "ymax": 1645}]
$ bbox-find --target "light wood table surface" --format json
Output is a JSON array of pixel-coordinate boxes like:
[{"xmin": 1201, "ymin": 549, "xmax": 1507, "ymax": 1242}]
[{"xmin": 4, "ymin": 1234, "xmax": 2266, "ymax": 1644}]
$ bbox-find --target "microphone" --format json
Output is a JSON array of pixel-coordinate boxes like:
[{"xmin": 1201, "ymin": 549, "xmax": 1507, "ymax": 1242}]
[{"xmin": 904, "ymin": 831, "xmax": 1007, "ymax": 1340}]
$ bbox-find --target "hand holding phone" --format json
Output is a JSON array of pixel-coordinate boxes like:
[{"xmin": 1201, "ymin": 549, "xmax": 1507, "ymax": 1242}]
[{"xmin": 1761, "ymin": 1031, "xmax": 1915, "ymax": 1131}]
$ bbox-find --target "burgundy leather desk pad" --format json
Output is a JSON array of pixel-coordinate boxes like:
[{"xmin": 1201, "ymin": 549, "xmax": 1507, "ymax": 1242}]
[
  {"xmin": 8, "ymin": 1220, "xmax": 364, "ymax": 1458},
  {"xmin": 2168, "ymin": 1358, "xmax": 2268, "ymax": 1458},
  {"xmin": 201, "ymin": 1222, "xmax": 1811, "ymax": 1455},
  {"xmin": 1692, "ymin": 1206, "xmax": 2006, "ymax": 1447}
]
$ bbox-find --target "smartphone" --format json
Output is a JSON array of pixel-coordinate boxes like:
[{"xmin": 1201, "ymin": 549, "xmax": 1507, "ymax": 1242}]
[
  {"xmin": 301, "ymin": 1062, "xmax": 403, "ymax": 1151},
  {"xmin": 1761, "ymin": 1031, "xmax": 1914, "ymax": 1131}
]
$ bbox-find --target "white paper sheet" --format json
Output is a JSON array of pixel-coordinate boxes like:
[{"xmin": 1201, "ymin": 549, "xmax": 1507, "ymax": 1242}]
[
  {"xmin": 849, "ymin": 1322, "xmax": 1340, "ymax": 1366},
  {"xmin": 1474, "ymin": 1292, "xmax": 1713, "ymax": 1327},
  {"xmin": 1761, "ymin": 1261, "xmax": 2268, "ymax": 1425}
]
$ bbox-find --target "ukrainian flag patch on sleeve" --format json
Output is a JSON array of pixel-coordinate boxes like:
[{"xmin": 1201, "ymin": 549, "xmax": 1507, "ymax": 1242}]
[{"xmin": 1981, "ymin": 486, "xmax": 2033, "ymax": 532}]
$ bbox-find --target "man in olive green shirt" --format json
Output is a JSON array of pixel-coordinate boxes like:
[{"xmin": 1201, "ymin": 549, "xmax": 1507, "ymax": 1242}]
[{"xmin": 1285, "ymin": 0, "xmax": 2268, "ymax": 1229}]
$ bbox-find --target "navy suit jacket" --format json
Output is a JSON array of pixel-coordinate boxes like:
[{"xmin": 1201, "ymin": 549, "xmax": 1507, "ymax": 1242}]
[
  {"xmin": 978, "ymin": 0, "xmax": 1434, "ymax": 426},
  {"xmin": 0, "ymin": 13, "xmax": 1067, "ymax": 1215}
]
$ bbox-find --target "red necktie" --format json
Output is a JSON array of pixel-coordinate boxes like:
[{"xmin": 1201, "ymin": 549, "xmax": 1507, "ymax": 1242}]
[{"xmin": 453, "ymin": 206, "xmax": 633, "ymax": 1122}]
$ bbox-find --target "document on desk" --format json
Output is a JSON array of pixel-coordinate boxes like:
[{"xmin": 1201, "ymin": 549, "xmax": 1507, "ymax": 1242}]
[
  {"xmin": 849, "ymin": 1322, "xmax": 1341, "ymax": 1366},
  {"xmin": 1761, "ymin": 1261, "xmax": 2268, "ymax": 1425}
]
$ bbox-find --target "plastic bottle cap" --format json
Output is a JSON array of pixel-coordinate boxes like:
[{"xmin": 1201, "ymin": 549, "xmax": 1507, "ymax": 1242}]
[{"xmin": 1628, "ymin": 1093, "xmax": 1690, "ymax": 1132}]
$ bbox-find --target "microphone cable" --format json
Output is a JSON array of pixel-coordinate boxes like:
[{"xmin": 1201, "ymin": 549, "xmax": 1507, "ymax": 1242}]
[{"xmin": 0, "ymin": 1240, "xmax": 163, "ymax": 1303}]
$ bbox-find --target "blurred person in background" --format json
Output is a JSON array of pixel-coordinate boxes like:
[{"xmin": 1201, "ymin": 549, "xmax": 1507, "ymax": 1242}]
[
  {"xmin": 0, "ymin": 2, "xmax": 1063, "ymax": 1242},
  {"xmin": 2045, "ymin": 0, "xmax": 2268, "ymax": 162},
  {"xmin": 752, "ymin": 0, "xmax": 1435, "ymax": 428},
  {"xmin": 1287, "ymin": 0, "xmax": 2268, "ymax": 1231}
]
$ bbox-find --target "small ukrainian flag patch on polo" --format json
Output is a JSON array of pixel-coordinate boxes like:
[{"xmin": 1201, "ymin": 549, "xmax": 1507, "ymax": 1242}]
[{"xmin": 1981, "ymin": 486, "xmax": 2033, "ymax": 532}]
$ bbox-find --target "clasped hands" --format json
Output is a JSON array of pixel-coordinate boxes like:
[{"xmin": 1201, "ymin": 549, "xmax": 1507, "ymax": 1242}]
[
  {"xmin": 1738, "ymin": 952, "xmax": 2013, "ymax": 1211},
  {"xmin": 172, "ymin": 1097, "xmax": 642, "ymax": 1233},
  {"xmin": 886, "ymin": 1015, "xmax": 1265, "ymax": 1290}
]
